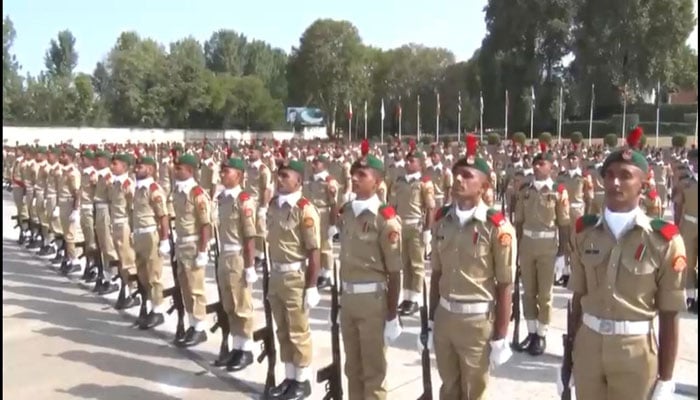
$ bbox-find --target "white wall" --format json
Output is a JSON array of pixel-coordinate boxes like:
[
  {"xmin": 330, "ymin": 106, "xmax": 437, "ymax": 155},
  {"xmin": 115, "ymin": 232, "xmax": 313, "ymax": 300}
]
[{"xmin": 2, "ymin": 126, "xmax": 328, "ymax": 145}]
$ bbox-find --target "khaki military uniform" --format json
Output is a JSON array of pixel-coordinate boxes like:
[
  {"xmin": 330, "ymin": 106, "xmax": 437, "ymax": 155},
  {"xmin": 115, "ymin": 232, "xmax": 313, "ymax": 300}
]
[
  {"xmin": 35, "ymin": 161, "xmax": 50, "ymax": 241},
  {"xmin": 157, "ymin": 156, "xmax": 175, "ymax": 217},
  {"xmin": 10, "ymin": 156, "xmax": 28, "ymax": 222},
  {"xmin": 217, "ymin": 187, "xmax": 257, "ymax": 348},
  {"xmin": 80, "ymin": 167, "xmax": 98, "ymax": 253},
  {"xmin": 24, "ymin": 159, "xmax": 39, "ymax": 228},
  {"xmin": 377, "ymin": 181, "xmax": 389, "ymax": 204},
  {"xmin": 385, "ymin": 160, "xmax": 406, "ymax": 198},
  {"xmin": 305, "ymin": 171, "xmax": 339, "ymax": 276},
  {"xmin": 426, "ymin": 164, "xmax": 453, "ymax": 208},
  {"xmin": 266, "ymin": 194, "xmax": 320, "ymax": 371},
  {"xmin": 132, "ymin": 178, "xmax": 168, "ymax": 311},
  {"xmin": 338, "ymin": 199, "xmax": 402, "ymax": 400},
  {"xmin": 390, "ymin": 173, "xmax": 435, "ymax": 302},
  {"xmin": 329, "ymin": 157, "xmax": 352, "ymax": 200},
  {"xmin": 58, "ymin": 164, "xmax": 84, "ymax": 264},
  {"xmin": 652, "ymin": 161, "xmax": 671, "ymax": 207},
  {"xmin": 244, "ymin": 160, "xmax": 272, "ymax": 260},
  {"xmin": 641, "ymin": 189, "xmax": 663, "ymax": 218},
  {"xmin": 586, "ymin": 164, "xmax": 605, "ymax": 214},
  {"xmin": 94, "ymin": 169, "xmax": 119, "ymax": 267},
  {"xmin": 676, "ymin": 175, "xmax": 698, "ymax": 298},
  {"xmin": 47, "ymin": 163, "xmax": 64, "ymax": 237},
  {"xmin": 108, "ymin": 174, "xmax": 138, "ymax": 289},
  {"xmin": 569, "ymin": 211, "xmax": 686, "ymax": 399},
  {"xmin": 3, "ymin": 150, "xmax": 15, "ymax": 183},
  {"xmin": 432, "ymin": 203, "xmax": 515, "ymax": 400},
  {"xmin": 173, "ymin": 182, "xmax": 212, "ymax": 326},
  {"xmin": 514, "ymin": 181, "xmax": 570, "ymax": 330}
]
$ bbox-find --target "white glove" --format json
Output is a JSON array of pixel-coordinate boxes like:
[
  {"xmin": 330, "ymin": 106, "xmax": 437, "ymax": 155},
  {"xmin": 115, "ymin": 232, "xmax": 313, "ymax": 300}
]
[
  {"xmin": 69, "ymin": 210, "xmax": 80, "ymax": 223},
  {"xmin": 489, "ymin": 338, "xmax": 513, "ymax": 370},
  {"xmin": 555, "ymin": 255, "xmax": 566, "ymax": 277},
  {"xmin": 384, "ymin": 317, "xmax": 403, "ymax": 344},
  {"xmin": 195, "ymin": 252, "xmax": 208, "ymax": 267},
  {"xmin": 245, "ymin": 267, "xmax": 258, "ymax": 284},
  {"xmin": 257, "ymin": 207, "xmax": 267, "ymax": 220},
  {"xmin": 342, "ymin": 192, "xmax": 352, "ymax": 204},
  {"xmin": 555, "ymin": 366, "xmax": 575, "ymax": 397},
  {"xmin": 650, "ymin": 380, "xmax": 675, "ymax": 400},
  {"xmin": 327, "ymin": 226, "xmax": 339, "ymax": 241},
  {"xmin": 304, "ymin": 286, "xmax": 320, "ymax": 309},
  {"xmin": 415, "ymin": 320, "xmax": 434, "ymax": 352},
  {"xmin": 52, "ymin": 207, "xmax": 59, "ymax": 217},
  {"xmin": 158, "ymin": 240, "xmax": 170, "ymax": 257},
  {"xmin": 422, "ymin": 230, "xmax": 432, "ymax": 246}
]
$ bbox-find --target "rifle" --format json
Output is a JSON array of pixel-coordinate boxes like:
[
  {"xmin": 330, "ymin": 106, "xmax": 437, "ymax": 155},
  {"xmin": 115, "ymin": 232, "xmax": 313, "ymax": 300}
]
[
  {"xmin": 205, "ymin": 226, "xmax": 231, "ymax": 366},
  {"xmin": 510, "ymin": 261, "xmax": 521, "ymax": 350},
  {"xmin": 560, "ymin": 300, "xmax": 574, "ymax": 400},
  {"xmin": 253, "ymin": 240, "xmax": 276, "ymax": 397},
  {"xmin": 417, "ymin": 279, "xmax": 433, "ymax": 400},
  {"xmin": 162, "ymin": 217, "xmax": 186, "ymax": 343},
  {"xmin": 316, "ymin": 260, "xmax": 342, "ymax": 400},
  {"xmin": 91, "ymin": 202, "xmax": 106, "ymax": 292}
]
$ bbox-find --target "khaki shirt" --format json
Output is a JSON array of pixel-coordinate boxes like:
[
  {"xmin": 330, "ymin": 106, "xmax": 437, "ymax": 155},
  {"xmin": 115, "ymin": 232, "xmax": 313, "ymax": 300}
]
[
  {"xmin": 107, "ymin": 175, "xmax": 135, "ymax": 222},
  {"xmin": 58, "ymin": 165, "xmax": 80, "ymax": 202},
  {"xmin": 426, "ymin": 165, "xmax": 453, "ymax": 202},
  {"xmin": 199, "ymin": 158, "xmax": 219, "ymax": 193},
  {"xmin": 244, "ymin": 161, "xmax": 272, "ymax": 202},
  {"xmin": 10, "ymin": 156, "xmax": 24, "ymax": 186},
  {"xmin": 432, "ymin": 203, "xmax": 515, "ymax": 302},
  {"xmin": 390, "ymin": 175, "xmax": 436, "ymax": 221},
  {"xmin": 36, "ymin": 161, "xmax": 49, "ymax": 193},
  {"xmin": 173, "ymin": 185, "xmax": 212, "ymax": 237},
  {"xmin": 515, "ymin": 182, "xmax": 570, "ymax": 230},
  {"xmin": 641, "ymin": 190, "xmax": 663, "ymax": 218},
  {"xmin": 217, "ymin": 188, "xmax": 257, "ymax": 245},
  {"xmin": 132, "ymin": 181, "xmax": 168, "ymax": 229},
  {"xmin": 49, "ymin": 163, "xmax": 62, "ymax": 195},
  {"xmin": 94, "ymin": 170, "xmax": 112, "ymax": 203},
  {"xmin": 338, "ymin": 202, "xmax": 402, "ymax": 283},
  {"xmin": 305, "ymin": 173, "xmax": 339, "ymax": 211},
  {"xmin": 157, "ymin": 158, "xmax": 173, "ymax": 194},
  {"xmin": 266, "ymin": 196, "xmax": 320, "ymax": 263},
  {"xmin": 652, "ymin": 162, "xmax": 670, "ymax": 186},
  {"xmin": 569, "ymin": 211, "xmax": 687, "ymax": 320},
  {"xmin": 80, "ymin": 168, "xmax": 97, "ymax": 206},
  {"xmin": 328, "ymin": 159, "xmax": 352, "ymax": 192},
  {"xmin": 377, "ymin": 180, "xmax": 388, "ymax": 204}
]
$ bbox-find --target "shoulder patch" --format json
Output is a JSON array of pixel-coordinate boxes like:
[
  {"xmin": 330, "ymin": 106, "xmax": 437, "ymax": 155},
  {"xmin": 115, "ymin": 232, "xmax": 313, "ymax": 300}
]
[
  {"xmin": 123, "ymin": 179, "xmax": 131, "ymax": 189},
  {"xmin": 421, "ymin": 175, "xmax": 431, "ymax": 183},
  {"xmin": 575, "ymin": 214, "xmax": 600, "ymax": 233},
  {"xmin": 486, "ymin": 209, "xmax": 506, "ymax": 226},
  {"xmin": 297, "ymin": 197, "xmax": 310, "ymax": 208},
  {"xmin": 192, "ymin": 186, "xmax": 204, "ymax": 197},
  {"xmin": 89, "ymin": 170, "xmax": 96, "ymax": 177},
  {"xmin": 259, "ymin": 163, "xmax": 266, "ymax": 172},
  {"xmin": 149, "ymin": 182, "xmax": 159, "ymax": 192},
  {"xmin": 519, "ymin": 182, "xmax": 529, "ymax": 191},
  {"xmin": 435, "ymin": 205, "xmax": 450, "ymax": 221},
  {"xmin": 557, "ymin": 183, "xmax": 565, "ymax": 193},
  {"xmin": 648, "ymin": 189, "xmax": 658, "ymax": 200},
  {"xmin": 650, "ymin": 218, "xmax": 679, "ymax": 241},
  {"xmin": 239, "ymin": 191, "xmax": 250, "ymax": 202},
  {"xmin": 325, "ymin": 175, "xmax": 334, "ymax": 183},
  {"xmin": 379, "ymin": 204, "xmax": 397, "ymax": 220}
]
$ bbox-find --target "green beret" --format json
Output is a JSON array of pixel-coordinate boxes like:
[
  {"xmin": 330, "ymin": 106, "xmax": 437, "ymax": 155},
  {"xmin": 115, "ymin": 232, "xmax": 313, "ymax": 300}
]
[
  {"xmin": 453, "ymin": 156, "xmax": 490, "ymax": 176},
  {"xmin": 314, "ymin": 154, "xmax": 329, "ymax": 164},
  {"xmin": 222, "ymin": 157, "xmax": 246, "ymax": 171},
  {"xmin": 203, "ymin": 143, "xmax": 216, "ymax": 153},
  {"xmin": 406, "ymin": 150, "xmax": 425, "ymax": 160},
  {"xmin": 601, "ymin": 149, "xmax": 648, "ymax": 174},
  {"xmin": 533, "ymin": 151, "xmax": 555, "ymax": 163},
  {"xmin": 113, "ymin": 153, "xmax": 134, "ymax": 166},
  {"xmin": 352, "ymin": 155, "xmax": 384, "ymax": 173},
  {"xmin": 95, "ymin": 149, "xmax": 112, "ymax": 159},
  {"xmin": 49, "ymin": 146, "xmax": 62, "ymax": 155},
  {"xmin": 278, "ymin": 159, "xmax": 305, "ymax": 175},
  {"xmin": 82, "ymin": 150, "xmax": 95, "ymax": 159},
  {"xmin": 36, "ymin": 146, "xmax": 48, "ymax": 154},
  {"xmin": 137, "ymin": 156, "xmax": 157, "ymax": 166},
  {"xmin": 63, "ymin": 146, "xmax": 78, "ymax": 156},
  {"xmin": 177, "ymin": 153, "xmax": 198, "ymax": 168}
]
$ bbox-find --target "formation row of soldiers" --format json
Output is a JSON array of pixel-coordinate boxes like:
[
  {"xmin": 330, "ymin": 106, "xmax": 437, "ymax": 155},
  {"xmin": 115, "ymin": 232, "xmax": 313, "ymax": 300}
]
[{"xmin": 2, "ymin": 129, "xmax": 697, "ymax": 400}]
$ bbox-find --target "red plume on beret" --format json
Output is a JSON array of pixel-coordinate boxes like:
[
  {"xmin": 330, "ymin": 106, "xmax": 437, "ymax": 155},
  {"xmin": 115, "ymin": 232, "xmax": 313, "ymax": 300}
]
[
  {"xmin": 572, "ymin": 143, "xmax": 578, "ymax": 151},
  {"xmin": 361, "ymin": 139, "xmax": 370, "ymax": 156},
  {"xmin": 409, "ymin": 138, "xmax": 416, "ymax": 151},
  {"xmin": 466, "ymin": 134, "xmax": 478, "ymax": 158},
  {"xmin": 278, "ymin": 146, "xmax": 286, "ymax": 159},
  {"xmin": 225, "ymin": 144, "xmax": 233, "ymax": 158},
  {"xmin": 626, "ymin": 126, "xmax": 643, "ymax": 149},
  {"xmin": 134, "ymin": 147, "xmax": 141, "ymax": 159},
  {"xmin": 539, "ymin": 140, "xmax": 547, "ymax": 153}
]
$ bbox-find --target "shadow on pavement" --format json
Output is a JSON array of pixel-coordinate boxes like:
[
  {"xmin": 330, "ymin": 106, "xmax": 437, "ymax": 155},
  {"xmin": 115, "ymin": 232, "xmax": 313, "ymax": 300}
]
[
  {"xmin": 56, "ymin": 383, "xmax": 183, "ymax": 400},
  {"xmin": 491, "ymin": 352, "xmax": 561, "ymax": 384}
]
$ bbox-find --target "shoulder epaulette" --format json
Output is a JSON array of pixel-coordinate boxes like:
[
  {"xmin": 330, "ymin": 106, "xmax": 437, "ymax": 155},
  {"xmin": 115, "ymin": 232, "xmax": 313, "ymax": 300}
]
[
  {"xmin": 486, "ymin": 209, "xmax": 505, "ymax": 226},
  {"xmin": 297, "ymin": 197, "xmax": 310, "ymax": 208},
  {"xmin": 648, "ymin": 189, "xmax": 658, "ymax": 200},
  {"xmin": 238, "ymin": 191, "xmax": 250, "ymax": 202},
  {"xmin": 519, "ymin": 182, "xmax": 530, "ymax": 191},
  {"xmin": 149, "ymin": 182, "xmax": 159, "ymax": 192},
  {"xmin": 379, "ymin": 204, "xmax": 396, "ymax": 220},
  {"xmin": 325, "ymin": 175, "xmax": 334, "ymax": 183},
  {"xmin": 575, "ymin": 214, "xmax": 600, "ymax": 233},
  {"xmin": 123, "ymin": 179, "xmax": 131, "ymax": 189},
  {"xmin": 557, "ymin": 183, "xmax": 566, "ymax": 193},
  {"xmin": 650, "ymin": 218, "xmax": 679, "ymax": 241},
  {"xmin": 191, "ymin": 186, "xmax": 204, "ymax": 197},
  {"xmin": 435, "ymin": 205, "xmax": 450, "ymax": 221},
  {"xmin": 421, "ymin": 175, "xmax": 431, "ymax": 183}
]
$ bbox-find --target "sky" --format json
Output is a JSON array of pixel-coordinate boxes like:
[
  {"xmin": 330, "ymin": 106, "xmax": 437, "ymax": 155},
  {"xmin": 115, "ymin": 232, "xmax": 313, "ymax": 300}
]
[{"xmin": 4, "ymin": 0, "xmax": 698, "ymax": 77}]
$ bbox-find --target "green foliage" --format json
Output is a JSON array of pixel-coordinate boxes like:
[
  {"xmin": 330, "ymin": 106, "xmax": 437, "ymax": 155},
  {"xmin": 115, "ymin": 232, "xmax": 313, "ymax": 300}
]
[
  {"xmin": 570, "ymin": 131, "xmax": 583, "ymax": 144},
  {"xmin": 512, "ymin": 132, "xmax": 527, "ymax": 145},
  {"xmin": 604, "ymin": 133, "xmax": 618, "ymax": 148},
  {"xmin": 672, "ymin": 134, "xmax": 688, "ymax": 148},
  {"xmin": 539, "ymin": 131, "xmax": 553, "ymax": 144},
  {"xmin": 487, "ymin": 132, "xmax": 501, "ymax": 145}
]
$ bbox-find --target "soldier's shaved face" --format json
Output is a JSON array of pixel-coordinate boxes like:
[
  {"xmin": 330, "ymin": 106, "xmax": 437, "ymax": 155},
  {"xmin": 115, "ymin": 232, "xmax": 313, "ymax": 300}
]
[
  {"xmin": 533, "ymin": 160, "xmax": 551, "ymax": 179},
  {"xmin": 452, "ymin": 166, "xmax": 485, "ymax": 203},
  {"xmin": 174, "ymin": 164, "xmax": 193, "ymax": 181},
  {"xmin": 276, "ymin": 169, "xmax": 301, "ymax": 194},
  {"xmin": 110, "ymin": 159, "xmax": 127, "ymax": 175},
  {"xmin": 134, "ymin": 164, "xmax": 150, "ymax": 180},
  {"xmin": 351, "ymin": 167, "xmax": 378, "ymax": 199},
  {"xmin": 405, "ymin": 157, "xmax": 421, "ymax": 173},
  {"xmin": 603, "ymin": 162, "xmax": 644, "ymax": 212},
  {"xmin": 220, "ymin": 167, "xmax": 241, "ymax": 187}
]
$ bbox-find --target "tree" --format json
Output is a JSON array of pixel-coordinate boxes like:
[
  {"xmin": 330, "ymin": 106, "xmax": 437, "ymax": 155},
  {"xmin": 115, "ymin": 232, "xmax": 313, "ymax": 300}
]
[
  {"xmin": 44, "ymin": 30, "xmax": 78, "ymax": 79},
  {"xmin": 204, "ymin": 30, "xmax": 248, "ymax": 76},
  {"xmin": 164, "ymin": 37, "xmax": 208, "ymax": 128},
  {"xmin": 3, "ymin": 16, "xmax": 23, "ymax": 122}
]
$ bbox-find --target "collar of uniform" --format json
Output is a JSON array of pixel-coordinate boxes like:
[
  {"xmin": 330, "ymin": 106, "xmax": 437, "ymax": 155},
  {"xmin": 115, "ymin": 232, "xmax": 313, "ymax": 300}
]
[
  {"xmin": 313, "ymin": 170, "xmax": 329, "ymax": 181},
  {"xmin": 37, "ymin": 160, "xmax": 48, "ymax": 167},
  {"xmin": 568, "ymin": 167, "xmax": 581, "ymax": 177},
  {"xmin": 393, "ymin": 160, "xmax": 405, "ymax": 168},
  {"xmin": 513, "ymin": 161, "xmax": 523, "ymax": 169},
  {"xmin": 250, "ymin": 159, "xmax": 262, "ymax": 169},
  {"xmin": 523, "ymin": 168, "xmax": 534, "ymax": 176},
  {"xmin": 97, "ymin": 167, "xmax": 111, "ymax": 178},
  {"xmin": 223, "ymin": 185, "xmax": 242, "ymax": 199},
  {"xmin": 82, "ymin": 166, "xmax": 95, "ymax": 175},
  {"xmin": 450, "ymin": 201, "xmax": 488, "ymax": 224},
  {"xmin": 175, "ymin": 177, "xmax": 197, "ymax": 193},
  {"xmin": 112, "ymin": 173, "xmax": 129, "ymax": 185},
  {"xmin": 594, "ymin": 162, "xmax": 603, "ymax": 169},
  {"xmin": 405, "ymin": 172, "xmax": 421, "ymax": 182},
  {"xmin": 334, "ymin": 155, "xmax": 344, "ymax": 163},
  {"xmin": 305, "ymin": 155, "xmax": 314, "ymax": 162},
  {"xmin": 277, "ymin": 190, "xmax": 302, "ymax": 208},
  {"xmin": 16, "ymin": 156, "xmax": 24, "ymax": 162},
  {"xmin": 351, "ymin": 194, "xmax": 381, "ymax": 216},
  {"xmin": 161, "ymin": 157, "xmax": 170, "ymax": 163},
  {"xmin": 135, "ymin": 177, "xmax": 154, "ymax": 190},
  {"xmin": 202, "ymin": 157, "xmax": 213, "ymax": 166},
  {"xmin": 600, "ymin": 207, "xmax": 649, "ymax": 238},
  {"xmin": 533, "ymin": 178, "xmax": 554, "ymax": 191},
  {"xmin": 263, "ymin": 151, "xmax": 271, "ymax": 158},
  {"xmin": 432, "ymin": 163, "xmax": 443, "ymax": 171},
  {"xmin": 655, "ymin": 161, "xmax": 663, "ymax": 166}
]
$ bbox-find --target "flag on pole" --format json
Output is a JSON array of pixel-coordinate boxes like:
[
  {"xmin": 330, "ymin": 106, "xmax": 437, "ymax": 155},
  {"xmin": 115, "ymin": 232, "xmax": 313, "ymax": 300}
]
[
  {"xmin": 397, "ymin": 99, "xmax": 402, "ymax": 118},
  {"xmin": 436, "ymin": 92, "xmax": 440, "ymax": 115},
  {"xmin": 348, "ymin": 100, "xmax": 353, "ymax": 119},
  {"xmin": 380, "ymin": 98, "xmax": 385, "ymax": 121},
  {"xmin": 530, "ymin": 86, "xmax": 536, "ymax": 108},
  {"xmin": 458, "ymin": 91, "xmax": 462, "ymax": 113},
  {"xmin": 656, "ymin": 80, "xmax": 661, "ymax": 107},
  {"xmin": 479, "ymin": 91, "xmax": 484, "ymax": 115},
  {"xmin": 364, "ymin": 100, "xmax": 367, "ymax": 117}
]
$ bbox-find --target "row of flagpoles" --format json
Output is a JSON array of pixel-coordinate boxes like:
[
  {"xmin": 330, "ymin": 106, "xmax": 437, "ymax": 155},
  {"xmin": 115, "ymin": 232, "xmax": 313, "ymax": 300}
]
[{"xmin": 341, "ymin": 84, "xmax": 698, "ymax": 146}]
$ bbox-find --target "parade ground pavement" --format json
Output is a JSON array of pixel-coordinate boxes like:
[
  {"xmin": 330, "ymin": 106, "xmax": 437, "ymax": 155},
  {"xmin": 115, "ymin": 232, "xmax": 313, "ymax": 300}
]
[{"xmin": 3, "ymin": 192, "xmax": 697, "ymax": 400}]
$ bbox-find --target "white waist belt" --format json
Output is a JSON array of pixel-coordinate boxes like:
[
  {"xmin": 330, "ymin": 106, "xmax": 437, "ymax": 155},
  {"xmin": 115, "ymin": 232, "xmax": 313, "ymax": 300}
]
[
  {"xmin": 134, "ymin": 226, "xmax": 157, "ymax": 235},
  {"xmin": 95, "ymin": 203, "xmax": 109, "ymax": 210},
  {"xmin": 594, "ymin": 191, "xmax": 604, "ymax": 195},
  {"xmin": 112, "ymin": 217, "xmax": 128, "ymax": 225},
  {"xmin": 45, "ymin": 193, "xmax": 56, "ymax": 198},
  {"xmin": 272, "ymin": 261, "xmax": 303, "ymax": 273},
  {"xmin": 33, "ymin": 188, "xmax": 44, "ymax": 193},
  {"xmin": 402, "ymin": 218, "xmax": 421, "ymax": 225},
  {"xmin": 58, "ymin": 197, "xmax": 73, "ymax": 203},
  {"xmin": 523, "ymin": 229, "xmax": 556, "ymax": 239},
  {"xmin": 684, "ymin": 214, "xmax": 698, "ymax": 224},
  {"xmin": 434, "ymin": 194, "xmax": 445, "ymax": 199},
  {"xmin": 583, "ymin": 313, "xmax": 650, "ymax": 335},
  {"xmin": 81, "ymin": 204, "xmax": 93, "ymax": 211},
  {"xmin": 178, "ymin": 235, "xmax": 199, "ymax": 245},
  {"xmin": 570, "ymin": 202, "xmax": 584, "ymax": 208},
  {"xmin": 222, "ymin": 243, "xmax": 242, "ymax": 253},
  {"xmin": 342, "ymin": 281, "xmax": 386, "ymax": 294},
  {"xmin": 440, "ymin": 298, "xmax": 490, "ymax": 314}
]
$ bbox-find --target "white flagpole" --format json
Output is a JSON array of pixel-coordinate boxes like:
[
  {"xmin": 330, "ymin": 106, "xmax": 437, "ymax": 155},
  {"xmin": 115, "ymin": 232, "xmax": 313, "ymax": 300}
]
[
  {"xmin": 530, "ymin": 85, "xmax": 535, "ymax": 141},
  {"xmin": 457, "ymin": 91, "xmax": 462, "ymax": 143},
  {"xmin": 621, "ymin": 83, "xmax": 627, "ymax": 135},
  {"xmin": 479, "ymin": 90, "xmax": 484, "ymax": 141},
  {"xmin": 655, "ymin": 80, "xmax": 660, "ymax": 147},
  {"xmin": 557, "ymin": 85, "xmax": 563, "ymax": 143},
  {"xmin": 436, "ymin": 91, "xmax": 440, "ymax": 142},
  {"xmin": 348, "ymin": 100, "xmax": 352, "ymax": 142},
  {"xmin": 364, "ymin": 100, "xmax": 368, "ymax": 140},
  {"xmin": 588, "ymin": 83, "xmax": 595, "ymax": 145},
  {"xmin": 504, "ymin": 89, "xmax": 509, "ymax": 142},
  {"xmin": 398, "ymin": 97, "xmax": 402, "ymax": 141},
  {"xmin": 380, "ymin": 98, "xmax": 385, "ymax": 144},
  {"xmin": 417, "ymin": 94, "xmax": 421, "ymax": 142}
]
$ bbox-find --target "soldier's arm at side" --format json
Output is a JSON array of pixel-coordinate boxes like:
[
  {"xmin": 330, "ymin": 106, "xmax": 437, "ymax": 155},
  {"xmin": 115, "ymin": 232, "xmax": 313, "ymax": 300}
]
[
  {"xmin": 327, "ymin": 178, "xmax": 339, "ymax": 226},
  {"xmin": 491, "ymin": 222, "xmax": 515, "ymax": 340},
  {"xmin": 69, "ymin": 171, "xmax": 80, "ymax": 211},
  {"xmin": 380, "ymin": 217, "xmax": 402, "ymax": 320},
  {"xmin": 443, "ymin": 169, "xmax": 453, "ymax": 204},
  {"xmin": 194, "ymin": 191, "xmax": 212, "ymax": 253},
  {"xmin": 300, "ymin": 204, "xmax": 321, "ymax": 288},
  {"xmin": 260, "ymin": 167, "xmax": 273, "ymax": 208},
  {"xmin": 567, "ymin": 228, "xmax": 587, "ymax": 337},
  {"xmin": 240, "ymin": 198, "xmax": 257, "ymax": 268},
  {"xmin": 556, "ymin": 185, "xmax": 571, "ymax": 255},
  {"xmin": 672, "ymin": 183, "xmax": 684, "ymax": 226},
  {"xmin": 422, "ymin": 180, "xmax": 436, "ymax": 228},
  {"xmin": 514, "ymin": 188, "xmax": 525, "ymax": 238},
  {"xmin": 151, "ymin": 187, "xmax": 169, "ymax": 241},
  {"xmin": 657, "ymin": 234, "xmax": 687, "ymax": 381}
]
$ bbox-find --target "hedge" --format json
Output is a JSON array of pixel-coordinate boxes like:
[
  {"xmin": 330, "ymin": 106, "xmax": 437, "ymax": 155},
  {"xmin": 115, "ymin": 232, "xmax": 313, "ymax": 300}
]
[
  {"xmin": 609, "ymin": 114, "xmax": 640, "ymax": 133},
  {"xmin": 596, "ymin": 103, "xmax": 698, "ymax": 122},
  {"xmin": 636, "ymin": 122, "xmax": 694, "ymax": 135}
]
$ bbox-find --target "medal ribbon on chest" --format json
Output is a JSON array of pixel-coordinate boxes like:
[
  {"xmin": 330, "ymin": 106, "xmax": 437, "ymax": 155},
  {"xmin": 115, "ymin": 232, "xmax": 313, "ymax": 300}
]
[{"xmin": 634, "ymin": 243, "xmax": 646, "ymax": 262}]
